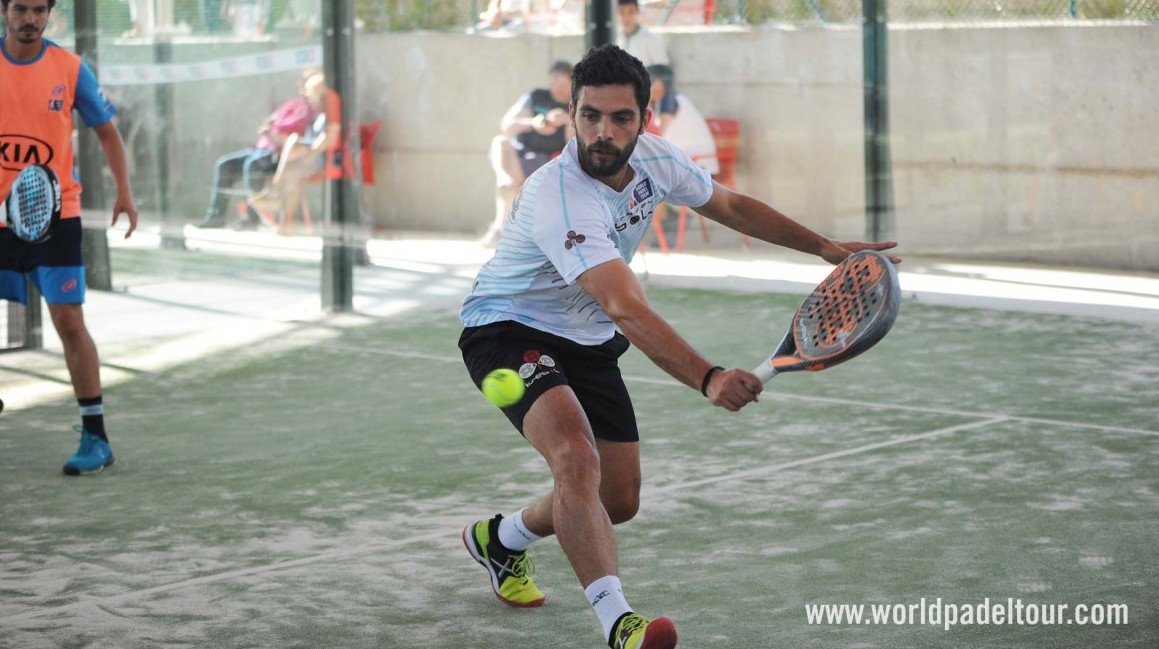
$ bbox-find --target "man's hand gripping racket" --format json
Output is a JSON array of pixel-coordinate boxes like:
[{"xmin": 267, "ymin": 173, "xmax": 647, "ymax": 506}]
[
  {"xmin": 2, "ymin": 164, "xmax": 63, "ymax": 243},
  {"xmin": 753, "ymin": 249, "xmax": 900, "ymax": 381}
]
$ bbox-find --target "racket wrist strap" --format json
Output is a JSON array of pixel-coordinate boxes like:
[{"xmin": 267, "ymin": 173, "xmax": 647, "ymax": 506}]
[{"xmin": 700, "ymin": 366, "xmax": 724, "ymax": 397}]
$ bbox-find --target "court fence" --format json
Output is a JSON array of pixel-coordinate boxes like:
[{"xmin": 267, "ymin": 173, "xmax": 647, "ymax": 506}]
[{"xmin": 17, "ymin": 0, "xmax": 1159, "ymax": 41}]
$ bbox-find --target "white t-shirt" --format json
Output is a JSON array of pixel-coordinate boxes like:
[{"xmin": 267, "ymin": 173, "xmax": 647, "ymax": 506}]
[
  {"xmin": 461, "ymin": 133, "xmax": 714, "ymax": 345},
  {"xmin": 661, "ymin": 93, "xmax": 719, "ymax": 176},
  {"xmin": 616, "ymin": 24, "xmax": 669, "ymax": 67}
]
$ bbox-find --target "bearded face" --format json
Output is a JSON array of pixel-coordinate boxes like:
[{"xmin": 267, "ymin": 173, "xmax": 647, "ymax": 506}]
[
  {"xmin": 577, "ymin": 133, "xmax": 637, "ymax": 179},
  {"xmin": 4, "ymin": 0, "xmax": 52, "ymax": 45},
  {"xmin": 571, "ymin": 84, "xmax": 649, "ymax": 186}
]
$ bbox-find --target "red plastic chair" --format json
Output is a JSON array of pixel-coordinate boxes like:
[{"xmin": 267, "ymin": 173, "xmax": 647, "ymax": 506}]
[{"xmin": 298, "ymin": 120, "xmax": 383, "ymax": 229}]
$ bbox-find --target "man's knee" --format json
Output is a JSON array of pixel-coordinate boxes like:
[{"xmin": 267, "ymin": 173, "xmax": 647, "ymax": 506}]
[
  {"xmin": 550, "ymin": 442, "xmax": 602, "ymax": 491},
  {"xmin": 48, "ymin": 303, "xmax": 88, "ymax": 339},
  {"xmin": 604, "ymin": 495, "xmax": 640, "ymax": 525}
]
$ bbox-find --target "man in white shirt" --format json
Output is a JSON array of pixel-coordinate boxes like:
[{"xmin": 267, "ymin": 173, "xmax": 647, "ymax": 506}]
[
  {"xmin": 459, "ymin": 45, "xmax": 899, "ymax": 649},
  {"xmin": 646, "ymin": 64, "xmax": 718, "ymax": 175},
  {"xmin": 615, "ymin": 0, "xmax": 668, "ymax": 67}
]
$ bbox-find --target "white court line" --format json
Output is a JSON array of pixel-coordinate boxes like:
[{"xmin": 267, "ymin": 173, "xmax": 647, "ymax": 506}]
[
  {"xmin": 316, "ymin": 344, "xmax": 1159, "ymax": 438},
  {"xmin": 1, "ymin": 419, "xmax": 995, "ymax": 625},
  {"xmin": 650, "ymin": 418, "xmax": 1005, "ymax": 494},
  {"xmin": 763, "ymin": 391, "xmax": 1159, "ymax": 438},
  {"xmin": 0, "ymin": 416, "xmax": 1015, "ymax": 625},
  {"xmin": 7, "ymin": 350, "xmax": 1145, "ymax": 624}
]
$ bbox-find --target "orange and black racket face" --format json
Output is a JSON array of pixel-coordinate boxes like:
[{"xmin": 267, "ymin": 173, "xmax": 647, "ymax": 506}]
[{"xmin": 791, "ymin": 250, "xmax": 900, "ymax": 370}]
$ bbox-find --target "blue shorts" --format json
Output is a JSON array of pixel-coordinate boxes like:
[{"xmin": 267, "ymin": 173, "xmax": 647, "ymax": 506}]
[{"xmin": 0, "ymin": 218, "xmax": 86, "ymax": 305}]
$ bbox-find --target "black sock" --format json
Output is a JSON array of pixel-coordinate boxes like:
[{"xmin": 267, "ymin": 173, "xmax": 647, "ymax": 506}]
[{"xmin": 78, "ymin": 396, "xmax": 107, "ymax": 441}]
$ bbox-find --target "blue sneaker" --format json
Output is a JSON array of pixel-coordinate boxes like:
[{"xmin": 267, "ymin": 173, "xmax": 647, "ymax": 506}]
[{"xmin": 62, "ymin": 426, "xmax": 115, "ymax": 476}]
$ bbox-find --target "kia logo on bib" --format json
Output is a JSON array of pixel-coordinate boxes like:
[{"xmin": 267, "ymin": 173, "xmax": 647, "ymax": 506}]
[{"xmin": 0, "ymin": 135, "xmax": 54, "ymax": 171}]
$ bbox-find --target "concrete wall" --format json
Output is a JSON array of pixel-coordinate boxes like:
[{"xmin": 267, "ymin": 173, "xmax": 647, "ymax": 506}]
[
  {"xmin": 107, "ymin": 23, "xmax": 1159, "ymax": 271},
  {"xmin": 357, "ymin": 23, "xmax": 1158, "ymax": 270},
  {"xmin": 889, "ymin": 24, "xmax": 1159, "ymax": 270}
]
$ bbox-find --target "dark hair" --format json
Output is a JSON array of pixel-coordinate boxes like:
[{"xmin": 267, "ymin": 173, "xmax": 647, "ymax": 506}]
[
  {"xmin": 617, "ymin": 0, "xmax": 640, "ymax": 6},
  {"xmin": 1, "ymin": 0, "xmax": 57, "ymax": 9},
  {"xmin": 646, "ymin": 64, "xmax": 674, "ymax": 93},
  {"xmin": 571, "ymin": 44, "xmax": 651, "ymax": 118},
  {"xmin": 549, "ymin": 60, "xmax": 573, "ymax": 76}
]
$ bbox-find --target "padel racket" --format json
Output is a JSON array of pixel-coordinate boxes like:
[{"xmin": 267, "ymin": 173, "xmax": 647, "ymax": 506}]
[
  {"xmin": 753, "ymin": 249, "xmax": 900, "ymax": 381},
  {"xmin": 3, "ymin": 164, "xmax": 62, "ymax": 243}
]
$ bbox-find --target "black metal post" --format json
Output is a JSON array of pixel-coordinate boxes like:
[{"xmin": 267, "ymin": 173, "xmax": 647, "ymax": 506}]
[
  {"xmin": 321, "ymin": 0, "xmax": 357, "ymax": 312},
  {"xmin": 863, "ymin": 0, "xmax": 894, "ymax": 242},
  {"xmin": 155, "ymin": 37, "xmax": 185, "ymax": 250},
  {"xmin": 586, "ymin": 0, "xmax": 614, "ymax": 51},
  {"xmin": 74, "ymin": 0, "xmax": 113, "ymax": 290}
]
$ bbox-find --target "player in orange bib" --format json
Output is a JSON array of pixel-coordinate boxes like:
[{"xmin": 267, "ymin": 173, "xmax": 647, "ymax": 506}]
[{"xmin": 0, "ymin": 0, "xmax": 139, "ymax": 474}]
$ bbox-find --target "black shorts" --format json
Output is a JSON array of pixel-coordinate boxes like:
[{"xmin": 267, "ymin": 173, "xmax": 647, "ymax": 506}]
[
  {"xmin": 0, "ymin": 218, "xmax": 86, "ymax": 304},
  {"xmin": 459, "ymin": 320, "xmax": 639, "ymax": 443}
]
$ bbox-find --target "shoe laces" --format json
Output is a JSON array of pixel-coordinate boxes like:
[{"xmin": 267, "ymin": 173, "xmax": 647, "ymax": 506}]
[
  {"xmin": 488, "ymin": 543, "xmax": 536, "ymax": 583},
  {"xmin": 510, "ymin": 551, "xmax": 535, "ymax": 580},
  {"xmin": 71, "ymin": 425, "xmax": 93, "ymax": 451}
]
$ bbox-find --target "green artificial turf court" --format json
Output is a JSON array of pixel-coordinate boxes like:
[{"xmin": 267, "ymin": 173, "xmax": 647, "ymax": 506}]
[{"xmin": 1, "ymin": 282, "xmax": 1155, "ymax": 648}]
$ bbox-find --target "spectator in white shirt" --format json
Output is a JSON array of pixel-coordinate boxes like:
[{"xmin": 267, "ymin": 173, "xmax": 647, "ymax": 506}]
[{"xmin": 616, "ymin": 0, "xmax": 669, "ymax": 67}]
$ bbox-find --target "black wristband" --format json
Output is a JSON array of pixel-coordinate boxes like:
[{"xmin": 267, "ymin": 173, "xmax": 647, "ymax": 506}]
[{"xmin": 700, "ymin": 366, "xmax": 724, "ymax": 397}]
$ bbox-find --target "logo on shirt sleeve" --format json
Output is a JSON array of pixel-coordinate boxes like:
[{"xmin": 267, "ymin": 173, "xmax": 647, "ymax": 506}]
[{"xmin": 564, "ymin": 230, "xmax": 586, "ymax": 250}]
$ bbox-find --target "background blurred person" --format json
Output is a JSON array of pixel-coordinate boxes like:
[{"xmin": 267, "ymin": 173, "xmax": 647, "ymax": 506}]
[
  {"xmin": 480, "ymin": 60, "xmax": 573, "ymax": 245},
  {"xmin": 616, "ymin": 0, "xmax": 668, "ymax": 67}
]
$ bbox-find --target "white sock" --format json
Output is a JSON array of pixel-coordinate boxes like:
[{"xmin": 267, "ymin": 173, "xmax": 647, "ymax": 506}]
[
  {"xmin": 497, "ymin": 508, "xmax": 542, "ymax": 552},
  {"xmin": 585, "ymin": 575, "xmax": 632, "ymax": 643}
]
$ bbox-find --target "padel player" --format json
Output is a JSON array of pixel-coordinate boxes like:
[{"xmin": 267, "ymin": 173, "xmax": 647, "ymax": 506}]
[
  {"xmin": 0, "ymin": 0, "xmax": 138, "ymax": 474},
  {"xmin": 458, "ymin": 45, "xmax": 898, "ymax": 649}
]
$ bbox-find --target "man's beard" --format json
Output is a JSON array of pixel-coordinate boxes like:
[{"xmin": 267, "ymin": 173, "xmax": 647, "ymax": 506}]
[
  {"xmin": 578, "ymin": 136, "xmax": 638, "ymax": 180},
  {"xmin": 15, "ymin": 26, "xmax": 43, "ymax": 43}
]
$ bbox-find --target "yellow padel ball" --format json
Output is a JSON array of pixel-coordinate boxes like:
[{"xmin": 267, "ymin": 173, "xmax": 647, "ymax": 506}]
[{"xmin": 481, "ymin": 368, "xmax": 526, "ymax": 407}]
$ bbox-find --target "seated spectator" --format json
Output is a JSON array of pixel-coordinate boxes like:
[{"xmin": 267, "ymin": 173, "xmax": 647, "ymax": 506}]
[
  {"xmin": 476, "ymin": 0, "xmax": 530, "ymax": 31},
  {"xmin": 248, "ymin": 73, "xmax": 341, "ymax": 235},
  {"xmin": 200, "ymin": 68, "xmax": 320, "ymax": 228},
  {"xmin": 225, "ymin": 0, "xmax": 270, "ymax": 36},
  {"xmin": 121, "ymin": 0, "xmax": 153, "ymax": 38},
  {"xmin": 481, "ymin": 60, "xmax": 573, "ymax": 245},
  {"xmin": 646, "ymin": 64, "xmax": 717, "ymax": 174},
  {"xmin": 645, "ymin": 64, "xmax": 718, "ymax": 235}
]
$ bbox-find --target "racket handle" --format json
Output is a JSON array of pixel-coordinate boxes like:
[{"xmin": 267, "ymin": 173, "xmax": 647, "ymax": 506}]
[{"xmin": 752, "ymin": 361, "xmax": 778, "ymax": 382}]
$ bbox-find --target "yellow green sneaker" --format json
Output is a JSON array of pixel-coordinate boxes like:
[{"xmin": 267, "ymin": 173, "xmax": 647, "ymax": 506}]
[
  {"xmin": 609, "ymin": 612, "xmax": 678, "ymax": 649},
  {"xmin": 462, "ymin": 514, "xmax": 545, "ymax": 608}
]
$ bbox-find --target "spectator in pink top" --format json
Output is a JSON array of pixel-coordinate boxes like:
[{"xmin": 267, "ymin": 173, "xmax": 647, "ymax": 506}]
[{"xmin": 200, "ymin": 68, "xmax": 320, "ymax": 228}]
